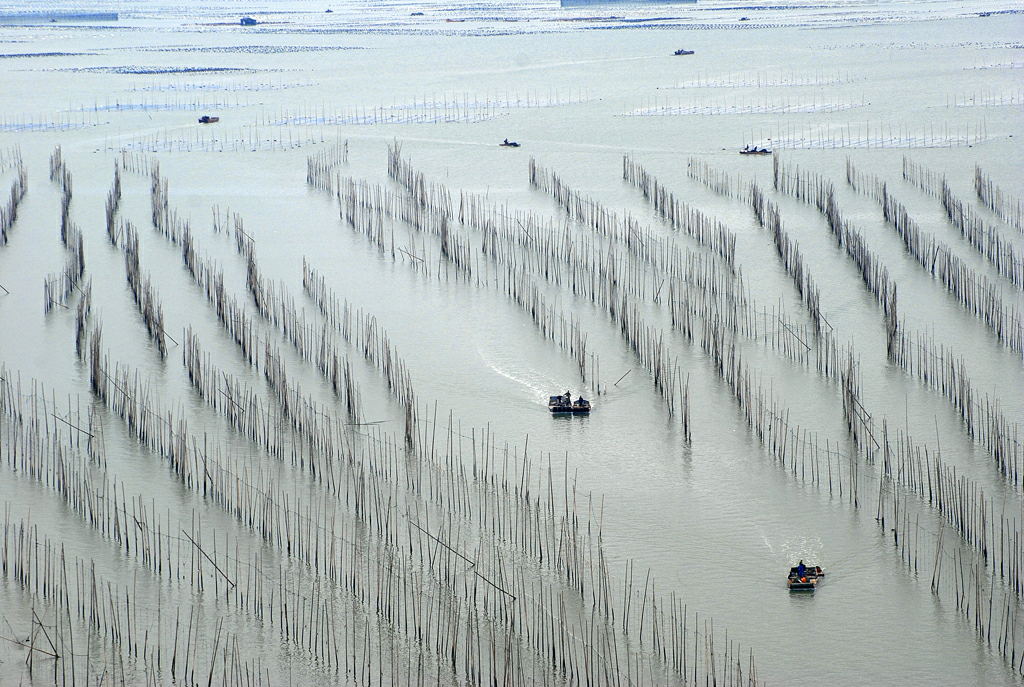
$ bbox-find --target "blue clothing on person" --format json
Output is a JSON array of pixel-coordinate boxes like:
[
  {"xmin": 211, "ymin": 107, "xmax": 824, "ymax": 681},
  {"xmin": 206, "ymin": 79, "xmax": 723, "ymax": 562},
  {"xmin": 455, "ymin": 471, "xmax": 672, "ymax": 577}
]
[{"xmin": 797, "ymin": 560, "xmax": 806, "ymax": 577}]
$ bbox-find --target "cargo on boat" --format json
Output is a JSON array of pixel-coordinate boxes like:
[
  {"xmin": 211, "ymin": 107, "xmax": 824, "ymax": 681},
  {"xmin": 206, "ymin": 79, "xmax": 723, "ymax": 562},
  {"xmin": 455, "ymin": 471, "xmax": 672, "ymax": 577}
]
[
  {"xmin": 788, "ymin": 564, "xmax": 824, "ymax": 591},
  {"xmin": 548, "ymin": 393, "xmax": 592, "ymax": 414}
]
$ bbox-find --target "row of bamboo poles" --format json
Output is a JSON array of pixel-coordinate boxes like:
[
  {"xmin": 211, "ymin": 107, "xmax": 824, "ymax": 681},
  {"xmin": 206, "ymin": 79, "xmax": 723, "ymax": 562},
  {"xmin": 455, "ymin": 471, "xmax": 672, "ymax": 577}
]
[
  {"xmin": 621, "ymin": 155, "xmax": 736, "ymax": 268},
  {"xmin": 0, "ymin": 146, "xmax": 26, "ymax": 247},
  {"xmin": 4, "ymin": 134, "xmax": 1018, "ymax": 683},
  {"xmin": 44, "ymin": 147, "xmax": 85, "ymax": 314},
  {"xmin": 19, "ymin": 147, "xmax": 765, "ymax": 683},
  {"xmin": 682, "ymin": 158, "xmax": 874, "ymax": 495},
  {"xmin": 901, "ymin": 155, "xmax": 1022, "ymax": 290},
  {"xmin": 2, "ymin": 315, "xmax": 760, "ymax": 686},
  {"xmin": 760, "ymin": 153, "xmax": 1024, "ymax": 670},
  {"xmin": 847, "ymin": 159, "xmax": 1024, "ymax": 360},
  {"xmin": 975, "ymin": 165, "xmax": 1024, "ymax": 234},
  {"xmin": 393, "ymin": 148, "xmax": 876, "ymax": 492},
  {"xmin": 771, "ymin": 155, "xmax": 1023, "ymax": 486}
]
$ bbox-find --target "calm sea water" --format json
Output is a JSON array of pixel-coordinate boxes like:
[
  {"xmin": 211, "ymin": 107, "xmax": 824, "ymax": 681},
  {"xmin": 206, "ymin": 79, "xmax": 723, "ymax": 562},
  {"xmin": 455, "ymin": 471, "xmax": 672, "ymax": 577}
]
[{"xmin": 1, "ymin": 1, "xmax": 1023, "ymax": 684}]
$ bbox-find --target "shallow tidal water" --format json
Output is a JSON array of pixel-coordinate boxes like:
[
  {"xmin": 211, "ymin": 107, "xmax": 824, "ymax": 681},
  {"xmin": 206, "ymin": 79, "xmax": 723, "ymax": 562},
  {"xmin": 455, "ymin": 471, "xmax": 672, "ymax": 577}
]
[{"xmin": 1, "ymin": 1, "xmax": 1023, "ymax": 685}]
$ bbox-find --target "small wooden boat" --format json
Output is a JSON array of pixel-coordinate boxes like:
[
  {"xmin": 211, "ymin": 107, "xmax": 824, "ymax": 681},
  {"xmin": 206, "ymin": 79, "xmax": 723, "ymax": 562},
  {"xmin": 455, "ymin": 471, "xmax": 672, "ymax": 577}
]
[
  {"xmin": 673, "ymin": 49, "xmax": 694, "ymax": 56},
  {"xmin": 198, "ymin": 115, "xmax": 220, "ymax": 124},
  {"xmin": 500, "ymin": 139, "xmax": 520, "ymax": 148},
  {"xmin": 787, "ymin": 565, "xmax": 824, "ymax": 591},
  {"xmin": 548, "ymin": 395, "xmax": 592, "ymax": 414},
  {"xmin": 740, "ymin": 146, "xmax": 771, "ymax": 155}
]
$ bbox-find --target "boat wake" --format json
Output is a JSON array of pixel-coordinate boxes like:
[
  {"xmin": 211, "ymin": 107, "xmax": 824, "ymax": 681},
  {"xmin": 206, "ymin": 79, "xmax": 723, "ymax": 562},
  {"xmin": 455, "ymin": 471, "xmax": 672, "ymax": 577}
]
[
  {"xmin": 477, "ymin": 348, "xmax": 557, "ymax": 404},
  {"xmin": 779, "ymin": 536, "xmax": 824, "ymax": 566}
]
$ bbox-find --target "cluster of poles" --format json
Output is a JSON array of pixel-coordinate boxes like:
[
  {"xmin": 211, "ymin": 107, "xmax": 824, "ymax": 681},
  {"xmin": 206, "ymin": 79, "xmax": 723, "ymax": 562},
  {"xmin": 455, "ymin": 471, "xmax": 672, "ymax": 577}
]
[
  {"xmin": 975, "ymin": 165, "xmax": 1024, "ymax": 234},
  {"xmin": 129, "ymin": 78, "xmax": 317, "ymax": 93},
  {"xmin": 771, "ymin": 156, "xmax": 897, "ymax": 321},
  {"xmin": 672, "ymin": 70, "xmax": 859, "ymax": 88},
  {"xmin": 77, "ymin": 95, "xmax": 251, "ymax": 113},
  {"xmin": 0, "ymin": 146, "xmax": 26, "ymax": 248},
  {"xmin": 733, "ymin": 151, "xmax": 1024, "ymax": 669},
  {"xmin": 273, "ymin": 90, "xmax": 590, "ymax": 127},
  {"xmin": 0, "ymin": 140, "xmax": 767, "ymax": 682},
  {"xmin": 306, "ymin": 139, "xmax": 349, "ymax": 192},
  {"xmin": 43, "ymin": 147, "xmax": 85, "ymax": 314},
  {"xmin": 5, "ymin": 118, "xmax": 1024, "ymax": 684},
  {"xmin": 0, "ymin": 110, "xmax": 102, "ymax": 133},
  {"xmin": 752, "ymin": 120, "xmax": 990, "ymax": 150},
  {"xmin": 628, "ymin": 97, "xmax": 864, "ymax": 117},
  {"xmin": 900, "ymin": 155, "xmax": 1024, "ymax": 289},
  {"xmin": 773, "ymin": 154, "xmax": 1022, "ymax": 484},
  {"xmin": 874, "ymin": 422, "xmax": 1024, "ymax": 670},
  {"xmin": 110, "ymin": 125, "xmax": 328, "ymax": 154},
  {"xmin": 946, "ymin": 89, "xmax": 1024, "ymax": 107},
  {"xmin": 846, "ymin": 159, "xmax": 1024, "ymax": 359}
]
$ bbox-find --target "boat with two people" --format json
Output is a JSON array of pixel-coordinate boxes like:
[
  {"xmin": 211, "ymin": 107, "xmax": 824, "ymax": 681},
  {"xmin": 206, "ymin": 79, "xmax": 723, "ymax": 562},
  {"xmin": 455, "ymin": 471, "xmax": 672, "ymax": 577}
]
[
  {"xmin": 500, "ymin": 138, "xmax": 521, "ymax": 148},
  {"xmin": 740, "ymin": 144, "xmax": 771, "ymax": 155},
  {"xmin": 198, "ymin": 115, "xmax": 220, "ymax": 124},
  {"xmin": 673, "ymin": 48, "xmax": 694, "ymax": 55},
  {"xmin": 548, "ymin": 391, "xmax": 592, "ymax": 414},
  {"xmin": 787, "ymin": 560, "xmax": 824, "ymax": 591}
]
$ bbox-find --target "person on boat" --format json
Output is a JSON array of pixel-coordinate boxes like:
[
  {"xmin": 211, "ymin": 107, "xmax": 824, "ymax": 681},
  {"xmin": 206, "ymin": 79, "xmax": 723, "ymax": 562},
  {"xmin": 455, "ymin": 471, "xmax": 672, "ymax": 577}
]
[
  {"xmin": 797, "ymin": 560, "xmax": 806, "ymax": 577},
  {"xmin": 503, "ymin": 138, "xmax": 509, "ymax": 145},
  {"xmin": 564, "ymin": 390, "xmax": 571, "ymax": 404}
]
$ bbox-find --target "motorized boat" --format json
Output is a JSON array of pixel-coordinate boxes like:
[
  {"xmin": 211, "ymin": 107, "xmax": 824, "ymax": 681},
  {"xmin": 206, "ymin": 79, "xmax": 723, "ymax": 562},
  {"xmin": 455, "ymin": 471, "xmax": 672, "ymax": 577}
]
[
  {"xmin": 673, "ymin": 48, "xmax": 694, "ymax": 55},
  {"xmin": 500, "ymin": 139, "xmax": 521, "ymax": 148},
  {"xmin": 548, "ymin": 394, "xmax": 592, "ymax": 414},
  {"xmin": 198, "ymin": 115, "xmax": 220, "ymax": 124},
  {"xmin": 787, "ymin": 564, "xmax": 824, "ymax": 591},
  {"xmin": 740, "ymin": 146, "xmax": 771, "ymax": 155}
]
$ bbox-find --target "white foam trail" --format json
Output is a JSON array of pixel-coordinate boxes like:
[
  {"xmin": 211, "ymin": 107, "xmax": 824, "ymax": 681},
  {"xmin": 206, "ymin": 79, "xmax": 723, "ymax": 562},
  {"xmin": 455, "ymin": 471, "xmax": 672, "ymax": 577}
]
[{"xmin": 477, "ymin": 347, "xmax": 552, "ymax": 402}]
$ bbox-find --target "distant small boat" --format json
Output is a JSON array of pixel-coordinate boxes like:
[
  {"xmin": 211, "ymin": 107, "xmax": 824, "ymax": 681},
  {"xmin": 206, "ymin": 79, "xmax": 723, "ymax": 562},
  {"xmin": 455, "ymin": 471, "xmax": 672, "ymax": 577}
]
[
  {"xmin": 740, "ymin": 146, "xmax": 771, "ymax": 155},
  {"xmin": 673, "ymin": 48, "xmax": 694, "ymax": 55},
  {"xmin": 198, "ymin": 115, "xmax": 220, "ymax": 124},
  {"xmin": 788, "ymin": 565, "xmax": 824, "ymax": 591},
  {"xmin": 500, "ymin": 139, "xmax": 520, "ymax": 148},
  {"xmin": 240, "ymin": 16, "xmax": 258, "ymax": 26},
  {"xmin": 548, "ymin": 394, "xmax": 592, "ymax": 414}
]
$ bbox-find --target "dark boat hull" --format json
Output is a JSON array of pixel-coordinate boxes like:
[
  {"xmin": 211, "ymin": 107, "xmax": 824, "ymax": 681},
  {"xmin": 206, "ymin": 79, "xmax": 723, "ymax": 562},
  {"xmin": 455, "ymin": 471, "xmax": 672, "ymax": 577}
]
[{"xmin": 548, "ymin": 395, "xmax": 591, "ymax": 413}]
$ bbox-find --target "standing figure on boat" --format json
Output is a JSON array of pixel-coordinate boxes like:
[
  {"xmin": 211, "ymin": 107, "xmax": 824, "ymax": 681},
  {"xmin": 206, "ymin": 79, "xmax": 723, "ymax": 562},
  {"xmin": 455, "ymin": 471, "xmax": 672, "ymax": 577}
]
[
  {"xmin": 797, "ymin": 560, "xmax": 806, "ymax": 578},
  {"xmin": 564, "ymin": 390, "xmax": 571, "ymax": 404}
]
